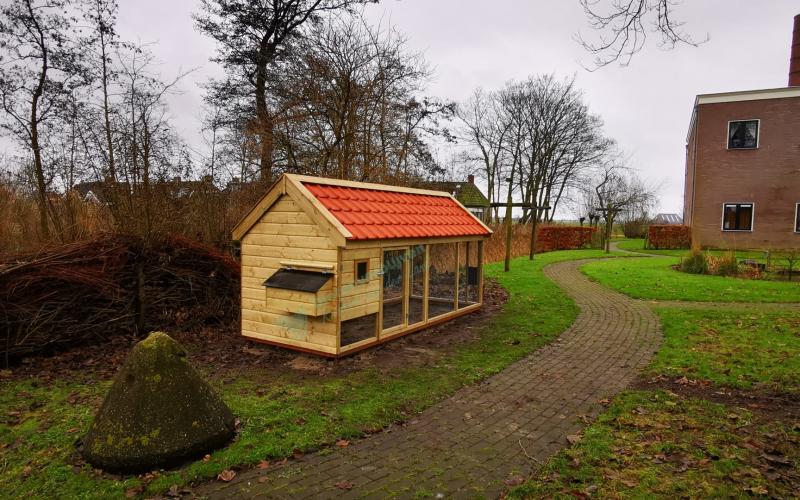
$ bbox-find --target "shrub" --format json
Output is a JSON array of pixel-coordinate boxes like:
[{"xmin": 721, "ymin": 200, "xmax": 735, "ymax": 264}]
[
  {"xmin": 622, "ymin": 219, "xmax": 648, "ymax": 239},
  {"xmin": 680, "ymin": 247, "xmax": 709, "ymax": 274},
  {"xmin": 648, "ymin": 225, "xmax": 691, "ymax": 249},
  {"xmin": 536, "ymin": 226, "xmax": 595, "ymax": 252},
  {"xmin": 708, "ymin": 251, "xmax": 739, "ymax": 277}
]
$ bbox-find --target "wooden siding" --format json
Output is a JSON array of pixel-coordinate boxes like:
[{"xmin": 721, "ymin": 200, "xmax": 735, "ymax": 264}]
[
  {"xmin": 241, "ymin": 194, "xmax": 338, "ymax": 352},
  {"xmin": 339, "ymin": 247, "xmax": 381, "ymax": 322}
]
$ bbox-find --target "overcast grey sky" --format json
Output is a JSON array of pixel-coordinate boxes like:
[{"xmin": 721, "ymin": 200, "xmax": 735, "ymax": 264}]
[{"xmin": 115, "ymin": 0, "xmax": 799, "ymax": 216}]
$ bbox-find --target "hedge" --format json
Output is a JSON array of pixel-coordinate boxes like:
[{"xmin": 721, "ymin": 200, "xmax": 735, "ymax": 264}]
[{"xmin": 647, "ymin": 225, "xmax": 691, "ymax": 249}]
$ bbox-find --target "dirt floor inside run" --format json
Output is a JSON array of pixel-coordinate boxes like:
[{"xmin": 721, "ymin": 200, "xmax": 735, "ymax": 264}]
[{"xmin": 3, "ymin": 280, "xmax": 507, "ymax": 384}]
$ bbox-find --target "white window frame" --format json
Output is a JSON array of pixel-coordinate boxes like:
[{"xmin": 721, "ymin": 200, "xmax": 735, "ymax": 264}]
[
  {"xmin": 726, "ymin": 119, "xmax": 760, "ymax": 150},
  {"xmin": 795, "ymin": 203, "xmax": 800, "ymax": 234},
  {"xmin": 721, "ymin": 202, "xmax": 755, "ymax": 232}
]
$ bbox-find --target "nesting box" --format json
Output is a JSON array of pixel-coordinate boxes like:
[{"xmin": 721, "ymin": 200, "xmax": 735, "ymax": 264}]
[{"xmin": 232, "ymin": 174, "xmax": 492, "ymax": 357}]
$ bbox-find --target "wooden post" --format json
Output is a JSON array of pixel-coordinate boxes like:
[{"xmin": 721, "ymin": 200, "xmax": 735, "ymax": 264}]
[
  {"xmin": 503, "ymin": 176, "xmax": 514, "ymax": 272},
  {"xmin": 422, "ymin": 245, "xmax": 429, "ymax": 323},
  {"xmin": 453, "ymin": 242, "xmax": 460, "ymax": 310},
  {"xmin": 477, "ymin": 241, "xmax": 484, "ymax": 304}
]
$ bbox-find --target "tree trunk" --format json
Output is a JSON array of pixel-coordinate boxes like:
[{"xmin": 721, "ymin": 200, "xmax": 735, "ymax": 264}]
[
  {"xmin": 100, "ymin": 28, "xmax": 116, "ymax": 183},
  {"xmin": 503, "ymin": 171, "xmax": 515, "ymax": 272},
  {"xmin": 255, "ymin": 42, "xmax": 274, "ymax": 182},
  {"xmin": 30, "ymin": 18, "xmax": 49, "ymax": 240},
  {"xmin": 528, "ymin": 211, "xmax": 539, "ymax": 260}
]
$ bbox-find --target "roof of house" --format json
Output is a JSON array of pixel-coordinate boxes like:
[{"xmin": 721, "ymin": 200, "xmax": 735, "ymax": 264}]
[
  {"xmin": 652, "ymin": 213, "xmax": 683, "ymax": 225},
  {"xmin": 421, "ymin": 181, "xmax": 489, "ymax": 208},
  {"xmin": 232, "ymin": 174, "xmax": 492, "ymax": 243}
]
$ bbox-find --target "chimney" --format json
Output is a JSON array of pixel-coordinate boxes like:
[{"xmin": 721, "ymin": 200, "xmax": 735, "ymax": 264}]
[
  {"xmin": 790, "ymin": 14, "xmax": 800, "ymax": 86},
  {"xmin": 467, "ymin": 174, "xmax": 475, "ymax": 184}
]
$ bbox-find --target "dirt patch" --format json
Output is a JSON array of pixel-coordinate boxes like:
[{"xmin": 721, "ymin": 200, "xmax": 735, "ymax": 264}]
[
  {"xmin": 634, "ymin": 375, "xmax": 800, "ymax": 422},
  {"xmin": 3, "ymin": 279, "xmax": 507, "ymax": 383}
]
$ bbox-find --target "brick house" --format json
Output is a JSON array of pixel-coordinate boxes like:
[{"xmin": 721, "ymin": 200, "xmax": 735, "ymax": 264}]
[{"xmin": 683, "ymin": 14, "xmax": 800, "ymax": 250}]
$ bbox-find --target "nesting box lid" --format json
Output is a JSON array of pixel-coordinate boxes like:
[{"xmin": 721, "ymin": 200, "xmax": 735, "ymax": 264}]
[{"xmin": 263, "ymin": 269, "xmax": 332, "ymax": 293}]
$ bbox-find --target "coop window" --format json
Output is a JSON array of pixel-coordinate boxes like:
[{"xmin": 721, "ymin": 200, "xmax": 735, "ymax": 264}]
[
  {"xmin": 727, "ymin": 120, "xmax": 759, "ymax": 149},
  {"xmin": 355, "ymin": 259, "xmax": 369, "ymax": 283},
  {"xmin": 722, "ymin": 203, "xmax": 753, "ymax": 231}
]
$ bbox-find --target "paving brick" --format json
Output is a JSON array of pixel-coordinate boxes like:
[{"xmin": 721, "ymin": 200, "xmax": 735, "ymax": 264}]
[{"xmin": 199, "ymin": 257, "xmax": 661, "ymax": 499}]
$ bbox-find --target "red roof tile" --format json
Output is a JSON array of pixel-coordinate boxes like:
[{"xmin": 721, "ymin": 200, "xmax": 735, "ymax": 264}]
[{"xmin": 303, "ymin": 183, "xmax": 491, "ymax": 241}]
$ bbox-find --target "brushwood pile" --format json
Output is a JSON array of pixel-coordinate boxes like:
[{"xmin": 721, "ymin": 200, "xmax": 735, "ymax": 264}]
[{"xmin": 0, "ymin": 235, "xmax": 240, "ymax": 361}]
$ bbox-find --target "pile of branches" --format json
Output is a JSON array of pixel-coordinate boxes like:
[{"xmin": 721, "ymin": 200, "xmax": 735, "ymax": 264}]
[{"xmin": 0, "ymin": 234, "xmax": 240, "ymax": 362}]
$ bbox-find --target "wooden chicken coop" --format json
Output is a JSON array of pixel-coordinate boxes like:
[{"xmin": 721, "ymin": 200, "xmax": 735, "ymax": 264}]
[{"xmin": 232, "ymin": 174, "xmax": 493, "ymax": 357}]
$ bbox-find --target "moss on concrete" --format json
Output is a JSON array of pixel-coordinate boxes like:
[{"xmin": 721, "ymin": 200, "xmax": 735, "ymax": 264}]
[{"xmin": 80, "ymin": 332, "xmax": 235, "ymax": 472}]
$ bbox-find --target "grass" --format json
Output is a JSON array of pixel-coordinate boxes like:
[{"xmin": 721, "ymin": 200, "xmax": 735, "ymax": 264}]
[
  {"xmin": 651, "ymin": 308, "xmax": 800, "ymax": 391},
  {"xmin": 617, "ymin": 239, "xmax": 768, "ymax": 260},
  {"xmin": 513, "ymin": 280, "xmax": 800, "ymax": 498},
  {"xmin": 0, "ymin": 248, "xmax": 617, "ymax": 499},
  {"xmin": 509, "ymin": 391, "xmax": 800, "ymax": 499},
  {"xmin": 582, "ymin": 256, "xmax": 800, "ymax": 302}
]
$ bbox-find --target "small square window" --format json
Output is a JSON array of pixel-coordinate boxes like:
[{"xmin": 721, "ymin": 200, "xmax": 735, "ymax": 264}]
[
  {"xmin": 722, "ymin": 203, "xmax": 753, "ymax": 231},
  {"xmin": 355, "ymin": 260, "xmax": 369, "ymax": 283},
  {"xmin": 728, "ymin": 120, "xmax": 759, "ymax": 149}
]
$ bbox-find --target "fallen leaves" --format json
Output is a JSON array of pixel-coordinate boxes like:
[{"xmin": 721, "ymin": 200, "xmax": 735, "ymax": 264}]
[
  {"xmin": 503, "ymin": 475, "xmax": 525, "ymax": 486},
  {"xmin": 217, "ymin": 470, "xmax": 236, "ymax": 482},
  {"xmin": 335, "ymin": 439, "xmax": 350, "ymax": 447},
  {"xmin": 566, "ymin": 434, "xmax": 582, "ymax": 445},
  {"xmin": 335, "ymin": 480, "xmax": 354, "ymax": 490},
  {"xmin": 124, "ymin": 485, "xmax": 144, "ymax": 498},
  {"xmin": 256, "ymin": 460, "xmax": 270, "ymax": 469}
]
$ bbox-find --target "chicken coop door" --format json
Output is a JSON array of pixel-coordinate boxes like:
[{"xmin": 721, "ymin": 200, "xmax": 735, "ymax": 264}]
[{"xmin": 381, "ymin": 248, "xmax": 407, "ymax": 333}]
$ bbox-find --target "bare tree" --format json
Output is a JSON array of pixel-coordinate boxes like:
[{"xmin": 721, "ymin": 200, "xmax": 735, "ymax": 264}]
[
  {"xmin": 0, "ymin": 0, "xmax": 88, "ymax": 238},
  {"xmin": 589, "ymin": 162, "xmax": 657, "ymax": 252},
  {"xmin": 82, "ymin": 0, "xmax": 120, "ymax": 182},
  {"xmin": 455, "ymin": 88, "xmax": 510, "ymax": 222},
  {"xmin": 275, "ymin": 14, "xmax": 450, "ymax": 184},
  {"xmin": 577, "ymin": 0, "xmax": 707, "ymax": 69},
  {"xmin": 194, "ymin": 0, "xmax": 376, "ymax": 183}
]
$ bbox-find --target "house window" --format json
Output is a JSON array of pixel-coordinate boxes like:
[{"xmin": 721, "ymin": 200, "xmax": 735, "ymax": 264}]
[
  {"xmin": 722, "ymin": 203, "xmax": 753, "ymax": 231},
  {"xmin": 795, "ymin": 204, "xmax": 800, "ymax": 233},
  {"xmin": 355, "ymin": 259, "xmax": 369, "ymax": 283},
  {"xmin": 727, "ymin": 120, "xmax": 759, "ymax": 149}
]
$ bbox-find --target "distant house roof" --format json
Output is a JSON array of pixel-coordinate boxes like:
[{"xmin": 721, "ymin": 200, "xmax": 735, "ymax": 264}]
[
  {"xmin": 652, "ymin": 213, "xmax": 683, "ymax": 225},
  {"xmin": 72, "ymin": 181, "xmax": 122, "ymax": 203},
  {"xmin": 232, "ymin": 174, "xmax": 493, "ymax": 242},
  {"xmin": 422, "ymin": 180, "xmax": 489, "ymax": 208}
]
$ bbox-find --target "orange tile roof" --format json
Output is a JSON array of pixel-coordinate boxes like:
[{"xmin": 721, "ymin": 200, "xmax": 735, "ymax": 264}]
[{"xmin": 303, "ymin": 183, "xmax": 491, "ymax": 240}]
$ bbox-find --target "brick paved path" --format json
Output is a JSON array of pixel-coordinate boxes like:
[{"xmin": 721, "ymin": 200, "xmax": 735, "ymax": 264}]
[{"xmin": 201, "ymin": 259, "xmax": 661, "ymax": 499}]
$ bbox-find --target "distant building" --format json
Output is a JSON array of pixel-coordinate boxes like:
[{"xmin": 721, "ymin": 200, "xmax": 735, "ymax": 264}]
[
  {"xmin": 683, "ymin": 14, "xmax": 800, "ymax": 250},
  {"xmin": 73, "ymin": 181, "xmax": 112, "ymax": 204},
  {"xmin": 423, "ymin": 175, "xmax": 490, "ymax": 220},
  {"xmin": 652, "ymin": 213, "xmax": 683, "ymax": 225}
]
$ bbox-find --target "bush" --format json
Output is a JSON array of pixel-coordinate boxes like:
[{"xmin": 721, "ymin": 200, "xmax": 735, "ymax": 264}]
[
  {"xmin": 622, "ymin": 220, "xmax": 648, "ymax": 239},
  {"xmin": 709, "ymin": 252, "xmax": 739, "ymax": 277},
  {"xmin": 536, "ymin": 226, "xmax": 595, "ymax": 252},
  {"xmin": 648, "ymin": 225, "xmax": 691, "ymax": 249},
  {"xmin": 680, "ymin": 248, "xmax": 709, "ymax": 274}
]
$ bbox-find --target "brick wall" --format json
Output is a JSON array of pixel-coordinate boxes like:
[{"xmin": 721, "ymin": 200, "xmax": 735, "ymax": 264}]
[{"xmin": 686, "ymin": 94, "xmax": 800, "ymax": 250}]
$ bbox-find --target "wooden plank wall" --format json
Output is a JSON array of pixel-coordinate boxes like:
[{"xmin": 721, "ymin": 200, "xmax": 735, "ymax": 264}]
[
  {"xmin": 240, "ymin": 194, "xmax": 339, "ymax": 354},
  {"xmin": 339, "ymin": 247, "xmax": 381, "ymax": 322}
]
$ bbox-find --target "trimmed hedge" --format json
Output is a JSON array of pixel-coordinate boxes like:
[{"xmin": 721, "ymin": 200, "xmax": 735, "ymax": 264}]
[
  {"xmin": 536, "ymin": 226, "xmax": 596, "ymax": 252},
  {"xmin": 648, "ymin": 224, "xmax": 691, "ymax": 249}
]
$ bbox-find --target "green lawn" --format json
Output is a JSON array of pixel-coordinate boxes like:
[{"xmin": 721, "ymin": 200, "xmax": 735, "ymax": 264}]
[
  {"xmin": 0, "ymin": 249, "xmax": 616, "ymax": 499},
  {"xmin": 651, "ymin": 308, "xmax": 800, "ymax": 391},
  {"xmin": 617, "ymin": 238, "xmax": 768, "ymax": 260},
  {"xmin": 582, "ymin": 256, "xmax": 800, "ymax": 302},
  {"xmin": 513, "ymin": 280, "xmax": 800, "ymax": 498},
  {"xmin": 510, "ymin": 391, "xmax": 800, "ymax": 499}
]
